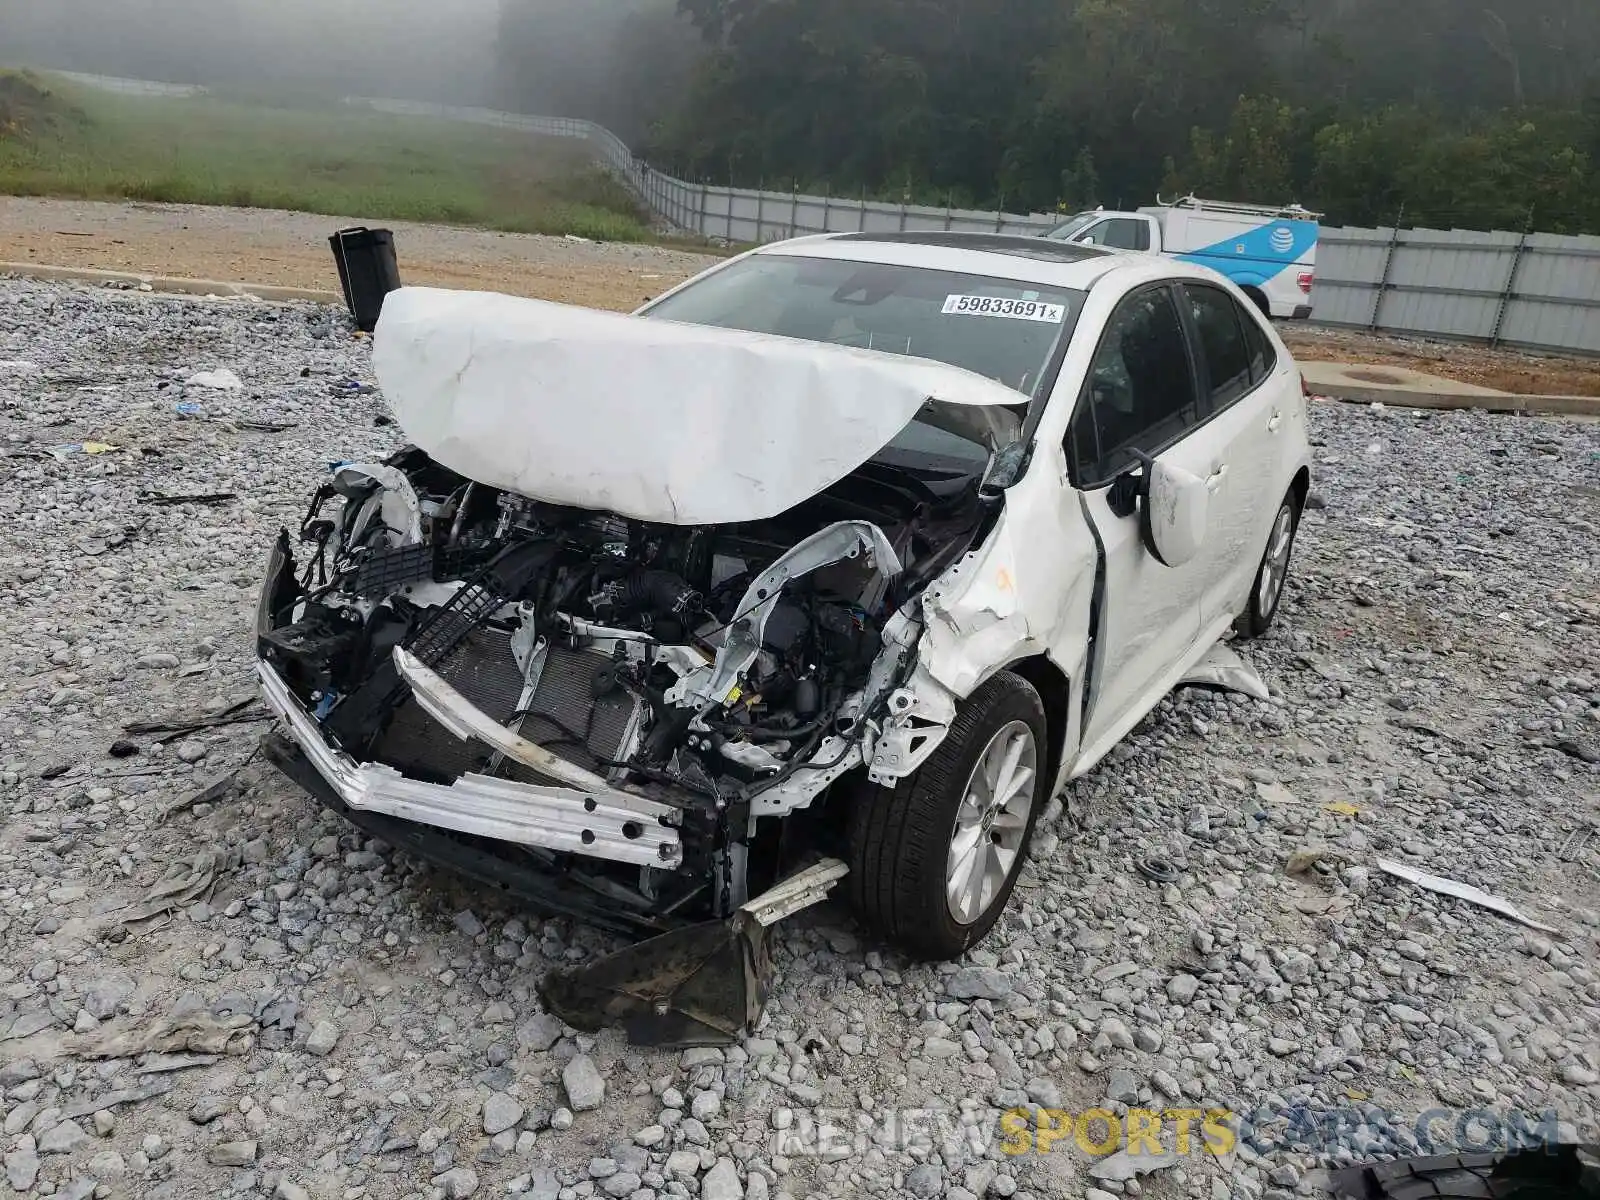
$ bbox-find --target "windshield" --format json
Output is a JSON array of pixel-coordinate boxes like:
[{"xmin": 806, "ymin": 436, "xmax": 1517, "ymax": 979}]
[
  {"xmin": 1044, "ymin": 213, "xmax": 1098, "ymax": 241},
  {"xmin": 640, "ymin": 253, "xmax": 1087, "ymax": 399},
  {"xmin": 639, "ymin": 253, "xmax": 1087, "ymax": 476}
]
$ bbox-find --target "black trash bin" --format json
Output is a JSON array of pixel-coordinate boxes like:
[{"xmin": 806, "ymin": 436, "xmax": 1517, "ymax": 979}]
[{"xmin": 329, "ymin": 227, "xmax": 401, "ymax": 333}]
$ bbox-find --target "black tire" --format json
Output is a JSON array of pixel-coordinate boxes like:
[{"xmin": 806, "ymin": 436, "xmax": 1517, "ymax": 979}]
[
  {"xmin": 1328, "ymin": 1146, "xmax": 1600, "ymax": 1198},
  {"xmin": 848, "ymin": 672, "xmax": 1049, "ymax": 961},
  {"xmin": 1234, "ymin": 489, "xmax": 1301, "ymax": 640}
]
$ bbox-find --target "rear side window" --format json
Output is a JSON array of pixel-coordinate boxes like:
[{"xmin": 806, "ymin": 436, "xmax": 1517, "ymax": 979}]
[
  {"xmin": 1097, "ymin": 219, "xmax": 1151, "ymax": 252},
  {"xmin": 1069, "ymin": 286, "xmax": 1199, "ymax": 484},
  {"xmin": 1184, "ymin": 284, "xmax": 1253, "ymax": 410},
  {"xmin": 1240, "ymin": 305, "xmax": 1278, "ymax": 384}
]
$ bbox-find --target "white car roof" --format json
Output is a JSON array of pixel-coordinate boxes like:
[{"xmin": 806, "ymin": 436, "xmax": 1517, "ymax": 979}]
[{"xmin": 749, "ymin": 231, "xmax": 1224, "ymax": 293}]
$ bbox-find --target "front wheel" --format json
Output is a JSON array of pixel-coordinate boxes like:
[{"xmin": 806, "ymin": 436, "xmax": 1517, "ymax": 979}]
[
  {"xmin": 1235, "ymin": 491, "xmax": 1301, "ymax": 640},
  {"xmin": 848, "ymin": 672, "xmax": 1048, "ymax": 961}
]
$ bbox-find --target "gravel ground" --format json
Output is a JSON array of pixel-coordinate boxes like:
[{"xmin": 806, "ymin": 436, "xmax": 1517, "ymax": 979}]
[{"xmin": 0, "ymin": 277, "xmax": 1598, "ymax": 1200}]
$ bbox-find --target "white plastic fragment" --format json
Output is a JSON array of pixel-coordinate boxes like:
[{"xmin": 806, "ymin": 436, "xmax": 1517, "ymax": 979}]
[
  {"xmin": 1176, "ymin": 643, "xmax": 1272, "ymax": 702},
  {"xmin": 186, "ymin": 368, "xmax": 244, "ymax": 390},
  {"xmin": 1376, "ymin": 859, "xmax": 1559, "ymax": 933}
]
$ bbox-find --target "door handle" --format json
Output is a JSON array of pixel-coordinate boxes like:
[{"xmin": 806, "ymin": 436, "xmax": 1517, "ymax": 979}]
[
  {"xmin": 1267, "ymin": 411, "xmax": 1284, "ymax": 434},
  {"xmin": 1207, "ymin": 465, "xmax": 1228, "ymax": 492}
]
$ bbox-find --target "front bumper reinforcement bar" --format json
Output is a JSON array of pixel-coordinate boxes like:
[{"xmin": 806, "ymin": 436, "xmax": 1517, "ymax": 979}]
[{"xmin": 257, "ymin": 661, "xmax": 683, "ymax": 869}]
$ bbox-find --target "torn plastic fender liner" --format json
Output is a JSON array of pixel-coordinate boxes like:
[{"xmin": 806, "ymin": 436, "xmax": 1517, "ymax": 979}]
[
  {"xmin": 538, "ymin": 859, "xmax": 849, "ymax": 1047},
  {"xmin": 329, "ymin": 462, "xmax": 423, "ymax": 548}
]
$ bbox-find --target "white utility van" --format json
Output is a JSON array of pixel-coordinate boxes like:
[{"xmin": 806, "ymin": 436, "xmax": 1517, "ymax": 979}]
[{"xmin": 1044, "ymin": 196, "xmax": 1320, "ymax": 320}]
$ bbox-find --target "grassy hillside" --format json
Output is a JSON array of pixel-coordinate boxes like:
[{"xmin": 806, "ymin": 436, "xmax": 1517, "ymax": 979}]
[{"xmin": 0, "ymin": 70, "xmax": 651, "ymax": 241}]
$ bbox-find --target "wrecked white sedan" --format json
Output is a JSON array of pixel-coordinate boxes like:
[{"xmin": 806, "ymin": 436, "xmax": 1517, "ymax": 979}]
[{"xmin": 257, "ymin": 232, "xmax": 1309, "ymax": 1037}]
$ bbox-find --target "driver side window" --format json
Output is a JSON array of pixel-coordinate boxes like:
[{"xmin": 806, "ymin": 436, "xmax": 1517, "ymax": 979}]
[{"xmin": 1068, "ymin": 286, "xmax": 1201, "ymax": 486}]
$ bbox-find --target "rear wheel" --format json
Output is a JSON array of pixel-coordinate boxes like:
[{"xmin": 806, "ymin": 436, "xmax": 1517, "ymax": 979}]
[
  {"xmin": 1234, "ymin": 491, "xmax": 1300, "ymax": 640},
  {"xmin": 848, "ymin": 673, "xmax": 1048, "ymax": 961}
]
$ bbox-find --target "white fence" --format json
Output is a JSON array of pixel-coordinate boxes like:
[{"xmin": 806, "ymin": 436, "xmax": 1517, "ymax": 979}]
[
  {"xmin": 1309, "ymin": 227, "xmax": 1600, "ymax": 356},
  {"xmin": 20, "ymin": 73, "xmax": 1600, "ymax": 355}
]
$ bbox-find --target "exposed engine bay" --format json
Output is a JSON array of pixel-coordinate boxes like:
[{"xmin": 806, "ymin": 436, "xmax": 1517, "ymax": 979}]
[{"xmin": 257, "ymin": 445, "xmax": 992, "ymax": 929}]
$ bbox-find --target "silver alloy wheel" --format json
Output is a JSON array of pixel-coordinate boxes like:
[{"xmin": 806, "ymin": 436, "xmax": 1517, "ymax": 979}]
[
  {"xmin": 946, "ymin": 720, "xmax": 1039, "ymax": 925},
  {"xmin": 1257, "ymin": 503, "xmax": 1295, "ymax": 617}
]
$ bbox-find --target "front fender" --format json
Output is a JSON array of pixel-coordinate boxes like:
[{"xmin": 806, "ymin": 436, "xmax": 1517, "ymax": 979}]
[{"xmin": 918, "ymin": 518, "xmax": 1044, "ymax": 697}]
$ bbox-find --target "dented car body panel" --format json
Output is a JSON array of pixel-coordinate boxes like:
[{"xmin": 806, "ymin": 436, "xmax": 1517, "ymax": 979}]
[{"xmin": 257, "ymin": 232, "xmax": 1311, "ymax": 947}]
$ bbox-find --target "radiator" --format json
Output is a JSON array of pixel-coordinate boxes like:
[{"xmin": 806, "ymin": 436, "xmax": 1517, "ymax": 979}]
[{"xmin": 373, "ymin": 630, "xmax": 644, "ymax": 787}]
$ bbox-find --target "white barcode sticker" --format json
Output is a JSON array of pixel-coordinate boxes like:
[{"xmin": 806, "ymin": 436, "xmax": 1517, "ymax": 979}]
[{"xmin": 942, "ymin": 294, "xmax": 1066, "ymax": 322}]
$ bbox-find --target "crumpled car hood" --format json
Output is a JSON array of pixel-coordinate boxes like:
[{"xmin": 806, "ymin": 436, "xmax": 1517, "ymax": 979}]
[{"xmin": 371, "ymin": 287, "xmax": 1026, "ymax": 525}]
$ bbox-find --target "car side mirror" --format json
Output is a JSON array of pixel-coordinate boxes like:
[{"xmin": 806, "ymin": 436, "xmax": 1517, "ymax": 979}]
[
  {"xmin": 1079, "ymin": 235, "xmax": 1097, "ymax": 245},
  {"xmin": 1134, "ymin": 452, "xmax": 1211, "ymax": 568},
  {"xmin": 980, "ymin": 440, "xmax": 1030, "ymax": 496}
]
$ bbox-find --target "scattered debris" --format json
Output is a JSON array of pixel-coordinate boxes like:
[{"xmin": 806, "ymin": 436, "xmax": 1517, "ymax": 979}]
[
  {"xmin": 160, "ymin": 763, "xmax": 249, "ymax": 822},
  {"xmin": 174, "ymin": 401, "xmax": 204, "ymax": 417},
  {"xmin": 59, "ymin": 1078, "xmax": 175, "ymax": 1120},
  {"xmin": 137, "ymin": 1053, "xmax": 223, "ymax": 1075},
  {"xmin": 540, "ymin": 860, "xmax": 849, "ymax": 1047},
  {"xmin": 1134, "ymin": 856, "xmax": 1180, "ymax": 883},
  {"xmin": 77, "ymin": 517, "xmax": 149, "ymax": 557},
  {"xmin": 1292, "ymin": 894, "xmax": 1356, "ymax": 917},
  {"xmin": 1324, "ymin": 801, "xmax": 1361, "ymax": 817},
  {"xmin": 185, "ymin": 368, "xmax": 243, "ymax": 390},
  {"xmin": 123, "ymin": 697, "xmax": 270, "ymax": 742},
  {"xmin": 1287, "ymin": 846, "xmax": 1340, "ymax": 874},
  {"xmin": 68, "ymin": 1010, "xmax": 255, "ymax": 1059},
  {"xmin": 1391, "ymin": 714, "xmax": 1467, "ymax": 745},
  {"xmin": 1376, "ymin": 858, "xmax": 1559, "ymax": 933},
  {"xmin": 236, "ymin": 419, "xmax": 296, "ymax": 433},
  {"xmin": 138, "ymin": 492, "xmax": 238, "ymax": 507},
  {"xmin": 46, "ymin": 441, "xmax": 120, "ymax": 459},
  {"xmin": 118, "ymin": 849, "xmax": 233, "ymax": 925}
]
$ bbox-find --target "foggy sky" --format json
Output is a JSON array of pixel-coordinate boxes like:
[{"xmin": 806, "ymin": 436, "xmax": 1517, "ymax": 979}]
[{"xmin": 0, "ymin": 0, "xmax": 502, "ymax": 105}]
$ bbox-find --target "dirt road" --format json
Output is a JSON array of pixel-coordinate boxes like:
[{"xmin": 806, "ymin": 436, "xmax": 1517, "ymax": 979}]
[
  {"xmin": 4, "ymin": 195, "xmax": 1597, "ymax": 395},
  {"xmin": 0, "ymin": 196, "xmax": 719, "ymax": 312}
]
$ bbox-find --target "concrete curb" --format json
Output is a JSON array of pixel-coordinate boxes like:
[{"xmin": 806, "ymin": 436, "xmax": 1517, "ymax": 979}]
[
  {"xmin": 1311, "ymin": 379, "xmax": 1600, "ymax": 419},
  {"xmin": 0, "ymin": 262, "xmax": 341, "ymax": 305}
]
